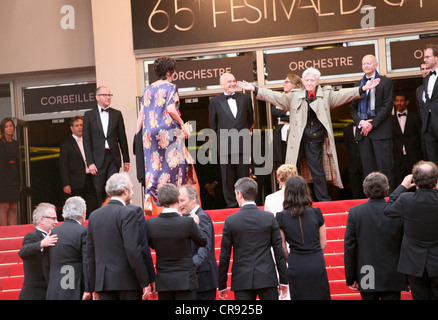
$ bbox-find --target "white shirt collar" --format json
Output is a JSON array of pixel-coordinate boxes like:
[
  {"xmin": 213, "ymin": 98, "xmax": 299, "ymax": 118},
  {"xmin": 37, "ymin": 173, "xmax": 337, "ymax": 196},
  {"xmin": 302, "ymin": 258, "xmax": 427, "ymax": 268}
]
[
  {"xmin": 242, "ymin": 201, "xmax": 256, "ymax": 207},
  {"xmin": 111, "ymin": 197, "xmax": 126, "ymax": 206}
]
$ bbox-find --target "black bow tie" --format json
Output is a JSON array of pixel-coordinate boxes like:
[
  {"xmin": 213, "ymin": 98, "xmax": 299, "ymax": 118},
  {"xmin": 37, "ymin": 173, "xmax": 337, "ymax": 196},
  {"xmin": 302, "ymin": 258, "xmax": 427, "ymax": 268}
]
[
  {"xmin": 398, "ymin": 112, "xmax": 406, "ymax": 117},
  {"xmin": 430, "ymin": 70, "xmax": 436, "ymax": 76},
  {"xmin": 366, "ymin": 77, "xmax": 372, "ymax": 81},
  {"xmin": 101, "ymin": 108, "xmax": 109, "ymax": 112},
  {"xmin": 225, "ymin": 95, "xmax": 235, "ymax": 100}
]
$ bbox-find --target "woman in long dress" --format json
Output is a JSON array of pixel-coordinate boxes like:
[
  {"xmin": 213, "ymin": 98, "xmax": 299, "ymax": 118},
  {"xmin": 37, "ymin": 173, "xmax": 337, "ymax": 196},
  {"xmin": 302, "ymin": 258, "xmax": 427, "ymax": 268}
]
[
  {"xmin": 136, "ymin": 56, "xmax": 195, "ymax": 215},
  {"xmin": 276, "ymin": 175, "xmax": 331, "ymax": 300}
]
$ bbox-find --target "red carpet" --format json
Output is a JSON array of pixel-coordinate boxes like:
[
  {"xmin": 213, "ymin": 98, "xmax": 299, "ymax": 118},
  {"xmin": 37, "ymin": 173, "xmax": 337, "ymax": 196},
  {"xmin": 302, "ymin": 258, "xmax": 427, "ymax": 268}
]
[{"xmin": 0, "ymin": 199, "xmax": 412, "ymax": 300}]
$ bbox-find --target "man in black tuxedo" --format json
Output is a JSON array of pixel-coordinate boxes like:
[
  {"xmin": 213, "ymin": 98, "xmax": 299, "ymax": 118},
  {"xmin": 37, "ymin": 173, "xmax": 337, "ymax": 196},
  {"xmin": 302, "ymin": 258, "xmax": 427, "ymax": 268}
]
[
  {"xmin": 83, "ymin": 86, "xmax": 130, "ymax": 206},
  {"xmin": 384, "ymin": 161, "xmax": 438, "ymax": 300},
  {"xmin": 391, "ymin": 93, "xmax": 422, "ymax": 187},
  {"xmin": 87, "ymin": 173, "xmax": 151, "ymax": 300},
  {"xmin": 209, "ymin": 72, "xmax": 254, "ymax": 208},
  {"xmin": 18, "ymin": 203, "xmax": 58, "ymax": 300},
  {"xmin": 146, "ymin": 183, "xmax": 207, "ymax": 300},
  {"xmin": 421, "ymin": 44, "xmax": 438, "ymax": 166},
  {"xmin": 59, "ymin": 116, "xmax": 98, "ymax": 217},
  {"xmin": 351, "ymin": 54, "xmax": 394, "ymax": 189},
  {"xmin": 416, "ymin": 63, "xmax": 430, "ymax": 160},
  {"xmin": 218, "ymin": 177, "xmax": 288, "ymax": 300},
  {"xmin": 179, "ymin": 184, "xmax": 218, "ymax": 300},
  {"xmin": 43, "ymin": 197, "xmax": 89, "ymax": 300},
  {"xmin": 342, "ymin": 123, "xmax": 364, "ymax": 199},
  {"xmin": 344, "ymin": 172, "xmax": 406, "ymax": 300}
]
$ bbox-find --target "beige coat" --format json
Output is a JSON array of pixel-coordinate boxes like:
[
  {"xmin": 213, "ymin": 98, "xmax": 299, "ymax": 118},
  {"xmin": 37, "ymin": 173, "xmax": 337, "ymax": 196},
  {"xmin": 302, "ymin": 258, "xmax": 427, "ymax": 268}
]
[{"xmin": 257, "ymin": 85, "xmax": 362, "ymax": 188}]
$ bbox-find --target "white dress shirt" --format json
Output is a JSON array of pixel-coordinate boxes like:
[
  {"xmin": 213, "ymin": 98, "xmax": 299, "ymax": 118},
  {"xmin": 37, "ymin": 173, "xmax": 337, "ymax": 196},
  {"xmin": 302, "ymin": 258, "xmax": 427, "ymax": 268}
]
[{"xmin": 98, "ymin": 105, "xmax": 110, "ymax": 149}]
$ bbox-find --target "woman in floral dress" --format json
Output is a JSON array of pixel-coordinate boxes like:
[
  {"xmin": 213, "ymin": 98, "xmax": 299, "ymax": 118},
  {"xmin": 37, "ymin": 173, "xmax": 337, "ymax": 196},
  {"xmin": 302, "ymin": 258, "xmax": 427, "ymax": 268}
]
[{"xmin": 136, "ymin": 56, "xmax": 193, "ymax": 214}]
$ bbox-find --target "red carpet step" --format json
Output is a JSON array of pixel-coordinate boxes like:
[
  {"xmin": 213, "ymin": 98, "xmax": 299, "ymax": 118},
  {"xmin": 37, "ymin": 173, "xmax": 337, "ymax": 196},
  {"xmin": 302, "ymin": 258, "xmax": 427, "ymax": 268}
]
[{"xmin": 0, "ymin": 198, "xmax": 412, "ymax": 300}]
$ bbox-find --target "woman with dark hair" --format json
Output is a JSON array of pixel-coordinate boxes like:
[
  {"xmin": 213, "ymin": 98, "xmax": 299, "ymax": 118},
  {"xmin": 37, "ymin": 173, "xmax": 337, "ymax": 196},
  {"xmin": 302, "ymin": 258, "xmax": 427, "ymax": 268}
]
[
  {"xmin": 136, "ymin": 56, "xmax": 196, "ymax": 215},
  {"xmin": 0, "ymin": 117, "xmax": 20, "ymax": 225},
  {"xmin": 276, "ymin": 175, "xmax": 330, "ymax": 300}
]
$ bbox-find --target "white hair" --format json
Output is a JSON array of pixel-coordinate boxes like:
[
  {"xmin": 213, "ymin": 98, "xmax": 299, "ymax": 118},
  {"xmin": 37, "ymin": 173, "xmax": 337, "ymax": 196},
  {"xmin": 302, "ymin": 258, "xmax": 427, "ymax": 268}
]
[
  {"xmin": 302, "ymin": 68, "xmax": 321, "ymax": 81},
  {"xmin": 62, "ymin": 197, "xmax": 86, "ymax": 220},
  {"xmin": 105, "ymin": 172, "xmax": 131, "ymax": 196},
  {"xmin": 32, "ymin": 203, "xmax": 56, "ymax": 227}
]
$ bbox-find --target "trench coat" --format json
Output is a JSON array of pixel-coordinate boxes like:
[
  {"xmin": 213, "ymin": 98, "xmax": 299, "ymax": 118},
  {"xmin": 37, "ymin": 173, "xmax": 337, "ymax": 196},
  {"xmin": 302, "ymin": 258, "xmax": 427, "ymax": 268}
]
[{"xmin": 257, "ymin": 85, "xmax": 362, "ymax": 189}]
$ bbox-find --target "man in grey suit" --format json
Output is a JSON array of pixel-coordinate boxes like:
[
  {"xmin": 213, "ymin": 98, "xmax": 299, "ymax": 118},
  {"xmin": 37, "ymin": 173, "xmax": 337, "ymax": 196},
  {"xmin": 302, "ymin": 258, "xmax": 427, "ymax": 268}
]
[
  {"xmin": 146, "ymin": 183, "xmax": 207, "ymax": 300},
  {"xmin": 18, "ymin": 203, "xmax": 58, "ymax": 300},
  {"xmin": 43, "ymin": 197, "xmax": 89, "ymax": 300},
  {"xmin": 87, "ymin": 173, "xmax": 151, "ymax": 300},
  {"xmin": 218, "ymin": 177, "xmax": 288, "ymax": 300},
  {"xmin": 179, "ymin": 184, "xmax": 218, "ymax": 300},
  {"xmin": 344, "ymin": 172, "xmax": 407, "ymax": 300},
  {"xmin": 385, "ymin": 161, "xmax": 438, "ymax": 300},
  {"xmin": 83, "ymin": 86, "xmax": 130, "ymax": 206}
]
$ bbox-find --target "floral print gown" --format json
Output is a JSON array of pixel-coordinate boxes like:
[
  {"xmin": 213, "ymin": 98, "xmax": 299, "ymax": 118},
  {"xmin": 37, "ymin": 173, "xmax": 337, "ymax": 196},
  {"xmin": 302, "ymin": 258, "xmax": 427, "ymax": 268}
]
[{"xmin": 141, "ymin": 81, "xmax": 189, "ymax": 206}]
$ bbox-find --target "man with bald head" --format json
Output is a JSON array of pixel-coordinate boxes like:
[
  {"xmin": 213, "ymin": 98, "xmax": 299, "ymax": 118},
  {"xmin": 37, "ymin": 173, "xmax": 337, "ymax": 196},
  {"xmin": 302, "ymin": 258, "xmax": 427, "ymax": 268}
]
[
  {"xmin": 351, "ymin": 54, "xmax": 394, "ymax": 190},
  {"xmin": 385, "ymin": 161, "xmax": 438, "ymax": 300}
]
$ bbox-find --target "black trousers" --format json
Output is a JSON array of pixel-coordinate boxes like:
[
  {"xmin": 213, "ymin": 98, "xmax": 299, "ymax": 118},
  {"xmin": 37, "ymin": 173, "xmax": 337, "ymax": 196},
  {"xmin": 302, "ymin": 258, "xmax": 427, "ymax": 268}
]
[
  {"xmin": 297, "ymin": 139, "xmax": 331, "ymax": 202},
  {"xmin": 158, "ymin": 289, "xmax": 197, "ymax": 300},
  {"xmin": 71, "ymin": 174, "xmax": 98, "ymax": 218},
  {"xmin": 98, "ymin": 289, "xmax": 142, "ymax": 300},
  {"xmin": 94, "ymin": 149, "xmax": 120, "ymax": 206},
  {"xmin": 219, "ymin": 154, "xmax": 250, "ymax": 208},
  {"xmin": 408, "ymin": 270, "xmax": 438, "ymax": 300},
  {"xmin": 360, "ymin": 291, "xmax": 400, "ymax": 300},
  {"xmin": 234, "ymin": 287, "xmax": 278, "ymax": 300},
  {"xmin": 357, "ymin": 136, "xmax": 393, "ymax": 190}
]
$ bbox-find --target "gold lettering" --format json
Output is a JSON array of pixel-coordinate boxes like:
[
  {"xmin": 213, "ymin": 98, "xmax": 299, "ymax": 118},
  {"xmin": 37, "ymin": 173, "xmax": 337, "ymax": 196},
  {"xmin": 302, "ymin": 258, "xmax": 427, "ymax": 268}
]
[{"xmin": 340, "ymin": 0, "xmax": 362, "ymax": 14}]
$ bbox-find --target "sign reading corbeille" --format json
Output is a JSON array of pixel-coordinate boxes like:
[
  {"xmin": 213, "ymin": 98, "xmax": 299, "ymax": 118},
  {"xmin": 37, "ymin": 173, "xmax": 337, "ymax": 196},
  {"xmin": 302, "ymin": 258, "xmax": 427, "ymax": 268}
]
[
  {"xmin": 389, "ymin": 37, "xmax": 438, "ymax": 71},
  {"xmin": 147, "ymin": 55, "xmax": 254, "ymax": 88},
  {"xmin": 23, "ymin": 83, "xmax": 97, "ymax": 115},
  {"xmin": 266, "ymin": 44, "xmax": 375, "ymax": 80}
]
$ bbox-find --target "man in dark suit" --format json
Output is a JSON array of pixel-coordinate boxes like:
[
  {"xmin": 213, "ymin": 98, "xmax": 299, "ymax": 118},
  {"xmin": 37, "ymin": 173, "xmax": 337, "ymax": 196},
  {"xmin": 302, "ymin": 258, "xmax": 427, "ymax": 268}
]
[
  {"xmin": 60, "ymin": 116, "xmax": 98, "ymax": 217},
  {"xmin": 351, "ymin": 54, "xmax": 394, "ymax": 189},
  {"xmin": 83, "ymin": 86, "xmax": 130, "ymax": 206},
  {"xmin": 421, "ymin": 44, "xmax": 438, "ymax": 167},
  {"xmin": 146, "ymin": 183, "xmax": 207, "ymax": 300},
  {"xmin": 178, "ymin": 184, "xmax": 218, "ymax": 300},
  {"xmin": 344, "ymin": 172, "xmax": 406, "ymax": 300},
  {"xmin": 391, "ymin": 93, "xmax": 422, "ymax": 187},
  {"xmin": 416, "ymin": 63, "xmax": 430, "ymax": 160},
  {"xmin": 209, "ymin": 72, "xmax": 254, "ymax": 208},
  {"xmin": 87, "ymin": 173, "xmax": 151, "ymax": 300},
  {"xmin": 43, "ymin": 197, "xmax": 89, "ymax": 300},
  {"xmin": 218, "ymin": 177, "xmax": 288, "ymax": 300},
  {"xmin": 18, "ymin": 203, "xmax": 58, "ymax": 300},
  {"xmin": 342, "ymin": 123, "xmax": 364, "ymax": 199},
  {"xmin": 384, "ymin": 161, "xmax": 438, "ymax": 300}
]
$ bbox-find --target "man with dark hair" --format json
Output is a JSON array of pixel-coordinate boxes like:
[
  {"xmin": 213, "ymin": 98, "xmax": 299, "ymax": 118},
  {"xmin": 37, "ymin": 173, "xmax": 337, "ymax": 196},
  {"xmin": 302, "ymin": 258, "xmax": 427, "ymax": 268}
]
[
  {"xmin": 385, "ymin": 161, "xmax": 438, "ymax": 300},
  {"xmin": 146, "ymin": 183, "xmax": 207, "ymax": 300},
  {"xmin": 218, "ymin": 177, "xmax": 288, "ymax": 300},
  {"xmin": 391, "ymin": 92, "xmax": 422, "ymax": 186},
  {"xmin": 60, "ymin": 116, "xmax": 98, "ymax": 217},
  {"xmin": 344, "ymin": 172, "xmax": 406, "ymax": 300}
]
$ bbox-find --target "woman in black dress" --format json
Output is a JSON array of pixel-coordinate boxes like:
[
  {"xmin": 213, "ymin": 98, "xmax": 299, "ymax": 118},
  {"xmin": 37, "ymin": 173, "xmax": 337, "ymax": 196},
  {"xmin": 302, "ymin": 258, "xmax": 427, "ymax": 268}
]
[
  {"xmin": 276, "ymin": 175, "xmax": 330, "ymax": 300},
  {"xmin": 0, "ymin": 118, "xmax": 20, "ymax": 226}
]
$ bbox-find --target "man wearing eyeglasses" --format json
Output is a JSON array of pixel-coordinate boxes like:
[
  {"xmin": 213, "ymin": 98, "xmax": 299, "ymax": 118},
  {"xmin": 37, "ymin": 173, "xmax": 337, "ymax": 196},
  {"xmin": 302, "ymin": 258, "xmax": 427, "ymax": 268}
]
[
  {"xmin": 83, "ymin": 86, "xmax": 130, "ymax": 206},
  {"xmin": 18, "ymin": 203, "xmax": 58, "ymax": 300}
]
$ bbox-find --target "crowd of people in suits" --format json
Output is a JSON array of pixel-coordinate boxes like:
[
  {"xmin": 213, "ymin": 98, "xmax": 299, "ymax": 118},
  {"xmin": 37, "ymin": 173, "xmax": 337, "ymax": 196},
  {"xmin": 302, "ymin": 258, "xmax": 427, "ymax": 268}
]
[{"xmin": 13, "ymin": 43, "xmax": 438, "ymax": 300}]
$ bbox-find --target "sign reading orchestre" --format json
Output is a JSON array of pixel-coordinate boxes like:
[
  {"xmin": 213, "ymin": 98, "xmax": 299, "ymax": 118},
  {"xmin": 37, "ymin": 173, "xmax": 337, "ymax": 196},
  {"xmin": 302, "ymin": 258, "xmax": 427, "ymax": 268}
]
[
  {"xmin": 266, "ymin": 44, "xmax": 375, "ymax": 79},
  {"xmin": 147, "ymin": 55, "xmax": 254, "ymax": 88},
  {"xmin": 131, "ymin": 0, "xmax": 437, "ymax": 51}
]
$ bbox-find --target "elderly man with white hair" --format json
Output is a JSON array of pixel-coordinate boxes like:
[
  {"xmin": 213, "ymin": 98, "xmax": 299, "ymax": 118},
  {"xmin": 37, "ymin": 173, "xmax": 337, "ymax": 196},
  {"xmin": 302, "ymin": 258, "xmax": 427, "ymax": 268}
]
[
  {"xmin": 43, "ymin": 196, "xmax": 90, "ymax": 300},
  {"xmin": 238, "ymin": 68, "xmax": 380, "ymax": 201},
  {"xmin": 87, "ymin": 173, "xmax": 152, "ymax": 300}
]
